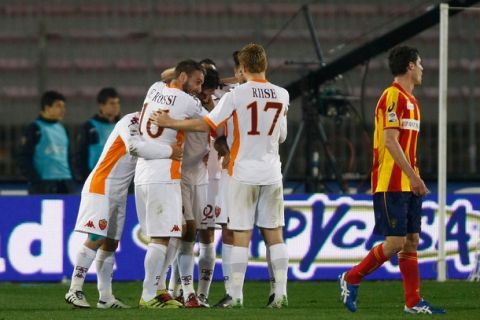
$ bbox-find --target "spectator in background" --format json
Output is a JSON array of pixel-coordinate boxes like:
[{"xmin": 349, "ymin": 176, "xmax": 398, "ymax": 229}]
[
  {"xmin": 17, "ymin": 90, "xmax": 75, "ymax": 194},
  {"xmin": 76, "ymin": 87, "xmax": 121, "ymax": 181}
]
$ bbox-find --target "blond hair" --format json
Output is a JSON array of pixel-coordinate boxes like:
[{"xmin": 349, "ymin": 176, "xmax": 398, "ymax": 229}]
[{"xmin": 238, "ymin": 43, "xmax": 268, "ymax": 73}]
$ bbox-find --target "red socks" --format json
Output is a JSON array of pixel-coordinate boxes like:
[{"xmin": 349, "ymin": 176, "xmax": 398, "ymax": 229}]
[
  {"xmin": 398, "ymin": 251, "xmax": 421, "ymax": 308},
  {"xmin": 345, "ymin": 244, "xmax": 389, "ymax": 285}
]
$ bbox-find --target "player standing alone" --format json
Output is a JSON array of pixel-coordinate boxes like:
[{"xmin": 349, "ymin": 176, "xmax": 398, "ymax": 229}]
[
  {"xmin": 151, "ymin": 43, "xmax": 289, "ymax": 308},
  {"xmin": 338, "ymin": 46, "xmax": 445, "ymax": 315}
]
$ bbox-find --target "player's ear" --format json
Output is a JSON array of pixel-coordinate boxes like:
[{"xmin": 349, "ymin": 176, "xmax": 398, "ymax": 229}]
[{"xmin": 178, "ymin": 72, "xmax": 188, "ymax": 83}]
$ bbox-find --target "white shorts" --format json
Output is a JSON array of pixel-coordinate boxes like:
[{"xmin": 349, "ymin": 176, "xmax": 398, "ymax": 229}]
[
  {"xmin": 215, "ymin": 170, "xmax": 230, "ymax": 225},
  {"xmin": 74, "ymin": 193, "xmax": 127, "ymax": 240},
  {"xmin": 227, "ymin": 178, "xmax": 285, "ymax": 231},
  {"xmin": 181, "ymin": 182, "xmax": 208, "ymax": 229},
  {"xmin": 135, "ymin": 183, "xmax": 183, "ymax": 238}
]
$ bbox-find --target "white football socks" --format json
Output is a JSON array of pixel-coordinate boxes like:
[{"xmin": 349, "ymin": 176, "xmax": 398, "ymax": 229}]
[
  {"xmin": 178, "ymin": 240, "xmax": 195, "ymax": 299},
  {"xmin": 70, "ymin": 245, "xmax": 97, "ymax": 292},
  {"xmin": 142, "ymin": 243, "xmax": 167, "ymax": 302},
  {"xmin": 197, "ymin": 242, "xmax": 215, "ymax": 298},
  {"xmin": 269, "ymin": 243, "xmax": 289, "ymax": 299},
  {"xmin": 266, "ymin": 245, "xmax": 276, "ymax": 296},
  {"xmin": 168, "ymin": 259, "xmax": 181, "ymax": 297},
  {"xmin": 95, "ymin": 249, "xmax": 115, "ymax": 302},
  {"xmin": 221, "ymin": 243, "xmax": 233, "ymax": 295},
  {"xmin": 157, "ymin": 238, "xmax": 179, "ymax": 291},
  {"xmin": 230, "ymin": 246, "xmax": 248, "ymax": 304}
]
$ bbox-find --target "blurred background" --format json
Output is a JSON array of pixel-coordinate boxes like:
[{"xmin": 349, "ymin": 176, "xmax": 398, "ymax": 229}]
[{"xmin": 0, "ymin": 0, "xmax": 478, "ymax": 192}]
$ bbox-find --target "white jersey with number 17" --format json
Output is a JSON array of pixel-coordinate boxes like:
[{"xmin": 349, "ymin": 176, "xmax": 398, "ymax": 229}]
[{"xmin": 204, "ymin": 79, "xmax": 289, "ymax": 185}]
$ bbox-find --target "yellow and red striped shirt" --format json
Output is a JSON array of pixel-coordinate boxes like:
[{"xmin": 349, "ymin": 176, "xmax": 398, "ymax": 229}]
[{"xmin": 371, "ymin": 82, "xmax": 420, "ymax": 193}]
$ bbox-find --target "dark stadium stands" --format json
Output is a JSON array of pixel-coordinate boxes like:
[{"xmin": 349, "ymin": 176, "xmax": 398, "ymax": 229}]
[{"xmin": 0, "ymin": 0, "xmax": 479, "ymax": 181}]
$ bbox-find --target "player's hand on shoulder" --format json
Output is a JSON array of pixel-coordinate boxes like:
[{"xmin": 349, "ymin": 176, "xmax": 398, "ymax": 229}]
[
  {"xmin": 150, "ymin": 109, "xmax": 171, "ymax": 127},
  {"xmin": 170, "ymin": 143, "xmax": 183, "ymax": 161}
]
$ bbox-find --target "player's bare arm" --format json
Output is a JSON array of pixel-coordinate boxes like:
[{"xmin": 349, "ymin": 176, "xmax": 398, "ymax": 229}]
[
  {"xmin": 150, "ymin": 110, "xmax": 210, "ymax": 132},
  {"xmin": 384, "ymin": 128, "xmax": 428, "ymax": 196}
]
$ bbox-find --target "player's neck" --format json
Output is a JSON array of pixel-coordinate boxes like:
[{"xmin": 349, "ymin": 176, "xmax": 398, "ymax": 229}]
[
  {"xmin": 394, "ymin": 77, "xmax": 414, "ymax": 95},
  {"xmin": 245, "ymin": 72, "xmax": 266, "ymax": 82}
]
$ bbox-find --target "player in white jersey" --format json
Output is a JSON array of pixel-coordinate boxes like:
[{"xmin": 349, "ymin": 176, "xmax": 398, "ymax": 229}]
[
  {"xmin": 65, "ymin": 112, "xmax": 181, "ymax": 309},
  {"xmin": 166, "ymin": 66, "xmax": 220, "ymax": 308},
  {"xmin": 210, "ymin": 51, "xmax": 242, "ymax": 308},
  {"xmin": 192, "ymin": 66, "xmax": 221, "ymax": 306},
  {"xmin": 151, "ymin": 44, "xmax": 289, "ymax": 308},
  {"xmin": 134, "ymin": 60, "xmax": 206, "ymax": 309}
]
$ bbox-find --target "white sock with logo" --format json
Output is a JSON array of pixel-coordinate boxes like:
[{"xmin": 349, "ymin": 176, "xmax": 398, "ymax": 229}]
[
  {"xmin": 198, "ymin": 242, "xmax": 215, "ymax": 298},
  {"xmin": 95, "ymin": 249, "xmax": 115, "ymax": 302},
  {"xmin": 142, "ymin": 243, "xmax": 167, "ymax": 302},
  {"xmin": 269, "ymin": 243, "xmax": 289, "ymax": 299},
  {"xmin": 221, "ymin": 243, "xmax": 233, "ymax": 295},
  {"xmin": 178, "ymin": 240, "xmax": 196, "ymax": 300},
  {"xmin": 70, "ymin": 245, "xmax": 97, "ymax": 292},
  {"xmin": 230, "ymin": 246, "xmax": 249, "ymax": 304}
]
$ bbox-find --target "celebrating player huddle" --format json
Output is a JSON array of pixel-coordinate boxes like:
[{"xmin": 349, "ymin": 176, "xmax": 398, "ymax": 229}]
[{"xmin": 65, "ymin": 43, "xmax": 290, "ymax": 310}]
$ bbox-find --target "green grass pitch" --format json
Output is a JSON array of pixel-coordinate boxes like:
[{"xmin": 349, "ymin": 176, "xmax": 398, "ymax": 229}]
[{"xmin": 0, "ymin": 280, "xmax": 479, "ymax": 319}]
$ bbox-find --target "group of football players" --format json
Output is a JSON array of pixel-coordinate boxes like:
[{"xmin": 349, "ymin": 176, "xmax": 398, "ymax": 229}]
[{"xmin": 64, "ymin": 43, "xmax": 290, "ymax": 310}]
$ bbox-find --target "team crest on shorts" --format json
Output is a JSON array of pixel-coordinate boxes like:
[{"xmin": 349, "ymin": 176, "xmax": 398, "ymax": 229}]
[
  {"xmin": 215, "ymin": 206, "xmax": 221, "ymax": 218},
  {"xmin": 98, "ymin": 219, "xmax": 108, "ymax": 230}
]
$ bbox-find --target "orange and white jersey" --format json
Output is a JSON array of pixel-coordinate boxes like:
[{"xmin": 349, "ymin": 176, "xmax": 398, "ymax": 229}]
[
  {"xmin": 82, "ymin": 112, "xmax": 172, "ymax": 199},
  {"xmin": 135, "ymin": 81, "xmax": 204, "ymax": 184},
  {"xmin": 205, "ymin": 79, "xmax": 289, "ymax": 185}
]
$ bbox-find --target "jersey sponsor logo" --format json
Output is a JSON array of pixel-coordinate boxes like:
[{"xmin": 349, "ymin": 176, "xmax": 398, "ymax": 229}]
[
  {"xmin": 130, "ymin": 116, "xmax": 139, "ymax": 125},
  {"xmin": 387, "ymin": 102, "xmax": 395, "ymax": 112},
  {"xmin": 84, "ymin": 220, "xmax": 95, "ymax": 229},
  {"xmin": 202, "ymin": 205, "xmax": 214, "ymax": 222},
  {"xmin": 98, "ymin": 219, "xmax": 107, "ymax": 230},
  {"xmin": 388, "ymin": 112, "xmax": 398, "ymax": 123},
  {"xmin": 401, "ymin": 119, "xmax": 420, "ymax": 131},
  {"xmin": 170, "ymin": 224, "xmax": 181, "ymax": 232}
]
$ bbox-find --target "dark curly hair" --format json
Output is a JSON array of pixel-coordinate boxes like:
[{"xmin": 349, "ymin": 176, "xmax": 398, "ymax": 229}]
[{"xmin": 388, "ymin": 46, "xmax": 420, "ymax": 76}]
